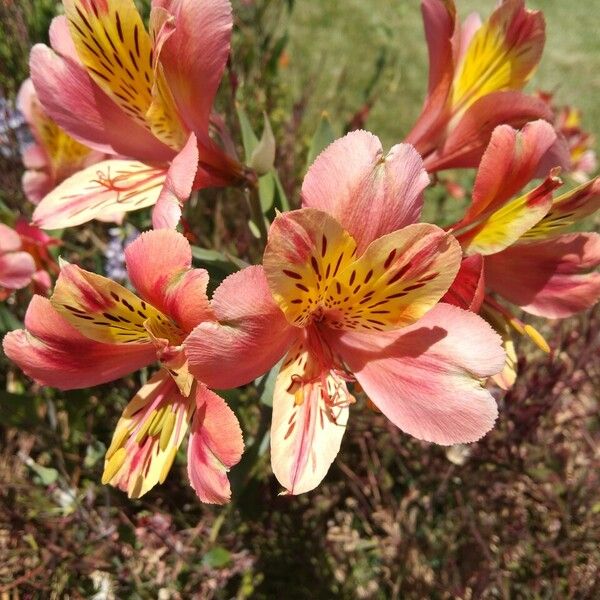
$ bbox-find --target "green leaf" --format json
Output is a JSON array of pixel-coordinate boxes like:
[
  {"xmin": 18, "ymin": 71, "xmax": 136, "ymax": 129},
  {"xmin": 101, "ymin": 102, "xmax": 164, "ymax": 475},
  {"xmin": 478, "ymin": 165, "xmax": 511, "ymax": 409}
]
[
  {"xmin": 306, "ymin": 112, "xmax": 336, "ymax": 169},
  {"xmin": 28, "ymin": 461, "xmax": 59, "ymax": 486},
  {"xmin": 83, "ymin": 440, "xmax": 106, "ymax": 468},
  {"xmin": 202, "ymin": 546, "xmax": 231, "ymax": 569},
  {"xmin": 256, "ymin": 359, "xmax": 283, "ymax": 408},
  {"xmin": 273, "ymin": 171, "xmax": 290, "ymax": 212},
  {"xmin": 191, "ymin": 246, "xmax": 247, "ymax": 273},
  {"xmin": 236, "ymin": 104, "xmax": 260, "ymax": 161},
  {"xmin": 249, "ymin": 113, "xmax": 276, "ymax": 176},
  {"xmin": 0, "ymin": 304, "xmax": 23, "ymax": 333},
  {"xmin": 247, "ymin": 219, "xmax": 261, "ymax": 239},
  {"xmin": 258, "ymin": 172, "xmax": 276, "ymax": 212}
]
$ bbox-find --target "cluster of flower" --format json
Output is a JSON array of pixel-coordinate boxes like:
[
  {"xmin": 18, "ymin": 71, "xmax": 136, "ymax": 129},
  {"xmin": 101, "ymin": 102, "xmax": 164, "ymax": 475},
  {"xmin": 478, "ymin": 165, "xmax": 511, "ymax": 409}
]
[{"xmin": 2, "ymin": 0, "xmax": 599, "ymax": 504}]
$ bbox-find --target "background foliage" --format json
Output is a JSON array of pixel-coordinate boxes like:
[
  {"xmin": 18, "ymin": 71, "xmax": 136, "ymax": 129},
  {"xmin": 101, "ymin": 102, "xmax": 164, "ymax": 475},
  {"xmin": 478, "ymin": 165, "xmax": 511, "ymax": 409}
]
[{"xmin": 1, "ymin": 1, "xmax": 600, "ymax": 597}]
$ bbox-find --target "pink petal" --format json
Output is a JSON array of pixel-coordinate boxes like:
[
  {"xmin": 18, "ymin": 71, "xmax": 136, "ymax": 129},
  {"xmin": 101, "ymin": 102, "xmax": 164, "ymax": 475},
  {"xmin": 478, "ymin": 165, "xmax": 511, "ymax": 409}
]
[
  {"xmin": 534, "ymin": 133, "xmax": 572, "ymax": 178},
  {"xmin": 456, "ymin": 170, "xmax": 560, "ymax": 256},
  {"xmin": 13, "ymin": 220, "xmax": 57, "ymax": 248},
  {"xmin": 125, "ymin": 229, "xmax": 212, "ymax": 332},
  {"xmin": 152, "ymin": 133, "xmax": 199, "ymax": 229},
  {"xmin": 32, "ymin": 270, "xmax": 53, "ymax": 296},
  {"xmin": 29, "ymin": 44, "xmax": 114, "ymax": 154},
  {"xmin": 94, "ymin": 91, "xmax": 175, "ymax": 163},
  {"xmin": 154, "ymin": 0, "xmax": 232, "ymax": 136},
  {"xmin": 271, "ymin": 338, "xmax": 351, "ymax": 495},
  {"xmin": 404, "ymin": 0, "xmax": 455, "ymax": 155},
  {"xmin": 441, "ymin": 254, "xmax": 485, "ymax": 312},
  {"xmin": 455, "ymin": 12, "xmax": 482, "ymax": 65},
  {"xmin": 330, "ymin": 303, "xmax": 504, "ymax": 445},
  {"xmin": 16, "ymin": 78, "xmax": 38, "ymax": 131},
  {"xmin": 0, "ymin": 252, "xmax": 36, "ymax": 290},
  {"xmin": 486, "ymin": 233, "xmax": 600, "ymax": 318},
  {"xmin": 30, "ymin": 44, "xmax": 174, "ymax": 162},
  {"xmin": 421, "ymin": 0, "xmax": 456, "ymax": 103},
  {"xmin": 48, "ymin": 15, "xmax": 79, "ymax": 62},
  {"xmin": 187, "ymin": 384, "xmax": 244, "ymax": 504},
  {"xmin": 185, "ymin": 266, "xmax": 297, "ymax": 389},
  {"xmin": 458, "ymin": 120, "xmax": 558, "ymax": 226},
  {"xmin": 424, "ymin": 91, "xmax": 553, "ymax": 172},
  {"xmin": 2, "ymin": 296, "xmax": 156, "ymax": 389},
  {"xmin": 21, "ymin": 143, "xmax": 49, "ymax": 171},
  {"xmin": 32, "ymin": 160, "xmax": 168, "ymax": 229},
  {"xmin": 22, "ymin": 170, "xmax": 53, "ymax": 205},
  {"xmin": 125, "ymin": 229, "xmax": 191, "ymax": 299},
  {"xmin": 0, "ymin": 223, "xmax": 23, "ymax": 253},
  {"xmin": 193, "ymin": 135, "xmax": 246, "ymax": 189},
  {"xmin": 522, "ymin": 177, "xmax": 600, "ymax": 240},
  {"xmin": 301, "ymin": 130, "xmax": 429, "ymax": 253}
]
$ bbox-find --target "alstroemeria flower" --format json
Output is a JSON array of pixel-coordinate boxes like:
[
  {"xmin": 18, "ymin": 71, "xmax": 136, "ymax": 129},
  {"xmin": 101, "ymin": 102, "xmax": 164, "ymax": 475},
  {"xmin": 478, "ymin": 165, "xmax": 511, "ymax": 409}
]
[
  {"xmin": 444, "ymin": 120, "xmax": 600, "ymax": 388},
  {"xmin": 406, "ymin": 0, "xmax": 568, "ymax": 172},
  {"xmin": 185, "ymin": 131, "xmax": 505, "ymax": 495},
  {"xmin": 17, "ymin": 78, "xmax": 106, "ymax": 207},
  {"xmin": 29, "ymin": 0, "xmax": 245, "ymax": 229},
  {"xmin": 12, "ymin": 219, "xmax": 61, "ymax": 296},
  {"xmin": 537, "ymin": 91, "xmax": 598, "ymax": 183},
  {"xmin": 0, "ymin": 223, "xmax": 37, "ymax": 300},
  {"xmin": 2, "ymin": 229, "xmax": 243, "ymax": 503}
]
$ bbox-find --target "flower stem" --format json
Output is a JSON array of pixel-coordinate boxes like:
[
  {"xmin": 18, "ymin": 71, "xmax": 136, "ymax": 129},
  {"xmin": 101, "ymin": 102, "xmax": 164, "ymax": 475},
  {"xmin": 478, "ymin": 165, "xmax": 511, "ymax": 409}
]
[{"xmin": 246, "ymin": 183, "xmax": 269, "ymax": 248}]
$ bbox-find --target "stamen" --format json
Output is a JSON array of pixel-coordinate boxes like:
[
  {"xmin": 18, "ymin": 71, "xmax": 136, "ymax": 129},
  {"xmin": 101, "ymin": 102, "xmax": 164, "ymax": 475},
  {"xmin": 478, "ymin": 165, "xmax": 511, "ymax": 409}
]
[
  {"xmin": 102, "ymin": 447, "xmax": 127, "ymax": 483},
  {"xmin": 524, "ymin": 324, "xmax": 550, "ymax": 353},
  {"xmin": 159, "ymin": 447, "xmax": 178, "ymax": 484}
]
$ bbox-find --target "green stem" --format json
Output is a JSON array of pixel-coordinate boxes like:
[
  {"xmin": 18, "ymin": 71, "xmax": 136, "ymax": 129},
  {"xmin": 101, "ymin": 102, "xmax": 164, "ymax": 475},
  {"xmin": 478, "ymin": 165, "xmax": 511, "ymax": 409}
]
[{"xmin": 246, "ymin": 183, "xmax": 268, "ymax": 248}]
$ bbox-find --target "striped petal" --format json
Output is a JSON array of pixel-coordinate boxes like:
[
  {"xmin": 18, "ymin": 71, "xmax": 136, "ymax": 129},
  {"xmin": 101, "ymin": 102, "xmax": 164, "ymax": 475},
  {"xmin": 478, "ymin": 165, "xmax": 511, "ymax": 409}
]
[
  {"xmin": 486, "ymin": 233, "xmax": 600, "ymax": 318},
  {"xmin": 2, "ymin": 295, "xmax": 156, "ymax": 389},
  {"xmin": 103, "ymin": 372, "xmax": 194, "ymax": 498},
  {"xmin": 271, "ymin": 338, "xmax": 351, "ymax": 495},
  {"xmin": 451, "ymin": 0, "xmax": 545, "ymax": 117},
  {"xmin": 63, "ymin": 0, "xmax": 186, "ymax": 150},
  {"xmin": 457, "ymin": 170, "xmax": 561, "ymax": 256},
  {"xmin": 264, "ymin": 209, "xmax": 461, "ymax": 331},
  {"xmin": 521, "ymin": 177, "xmax": 600, "ymax": 240},
  {"xmin": 124, "ymin": 229, "xmax": 212, "ymax": 333},
  {"xmin": 331, "ymin": 303, "xmax": 504, "ymax": 445},
  {"xmin": 187, "ymin": 384, "xmax": 244, "ymax": 504},
  {"xmin": 51, "ymin": 262, "xmax": 184, "ymax": 346},
  {"xmin": 32, "ymin": 159, "xmax": 167, "ymax": 229},
  {"xmin": 263, "ymin": 208, "xmax": 357, "ymax": 328},
  {"xmin": 457, "ymin": 121, "xmax": 558, "ymax": 227},
  {"xmin": 301, "ymin": 131, "xmax": 429, "ymax": 253}
]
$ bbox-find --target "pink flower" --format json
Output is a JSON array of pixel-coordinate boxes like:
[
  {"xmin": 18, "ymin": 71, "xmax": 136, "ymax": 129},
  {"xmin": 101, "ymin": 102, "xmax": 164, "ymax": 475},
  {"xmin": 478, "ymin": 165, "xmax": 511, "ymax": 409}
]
[
  {"xmin": 0, "ymin": 220, "xmax": 60, "ymax": 299},
  {"xmin": 537, "ymin": 91, "xmax": 598, "ymax": 183},
  {"xmin": 185, "ymin": 131, "xmax": 505, "ymax": 495},
  {"xmin": 13, "ymin": 220, "xmax": 61, "ymax": 296},
  {"xmin": 405, "ymin": 0, "xmax": 569, "ymax": 173},
  {"xmin": 0, "ymin": 223, "xmax": 37, "ymax": 300},
  {"xmin": 17, "ymin": 78, "xmax": 106, "ymax": 207},
  {"xmin": 29, "ymin": 0, "xmax": 245, "ymax": 230},
  {"xmin": 443, "ymin": 120, "xmax": 600, "ymax": 388},
  {"xmin": 3, "ymin": 229, "xmax": 243, "ymax": 503}
]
